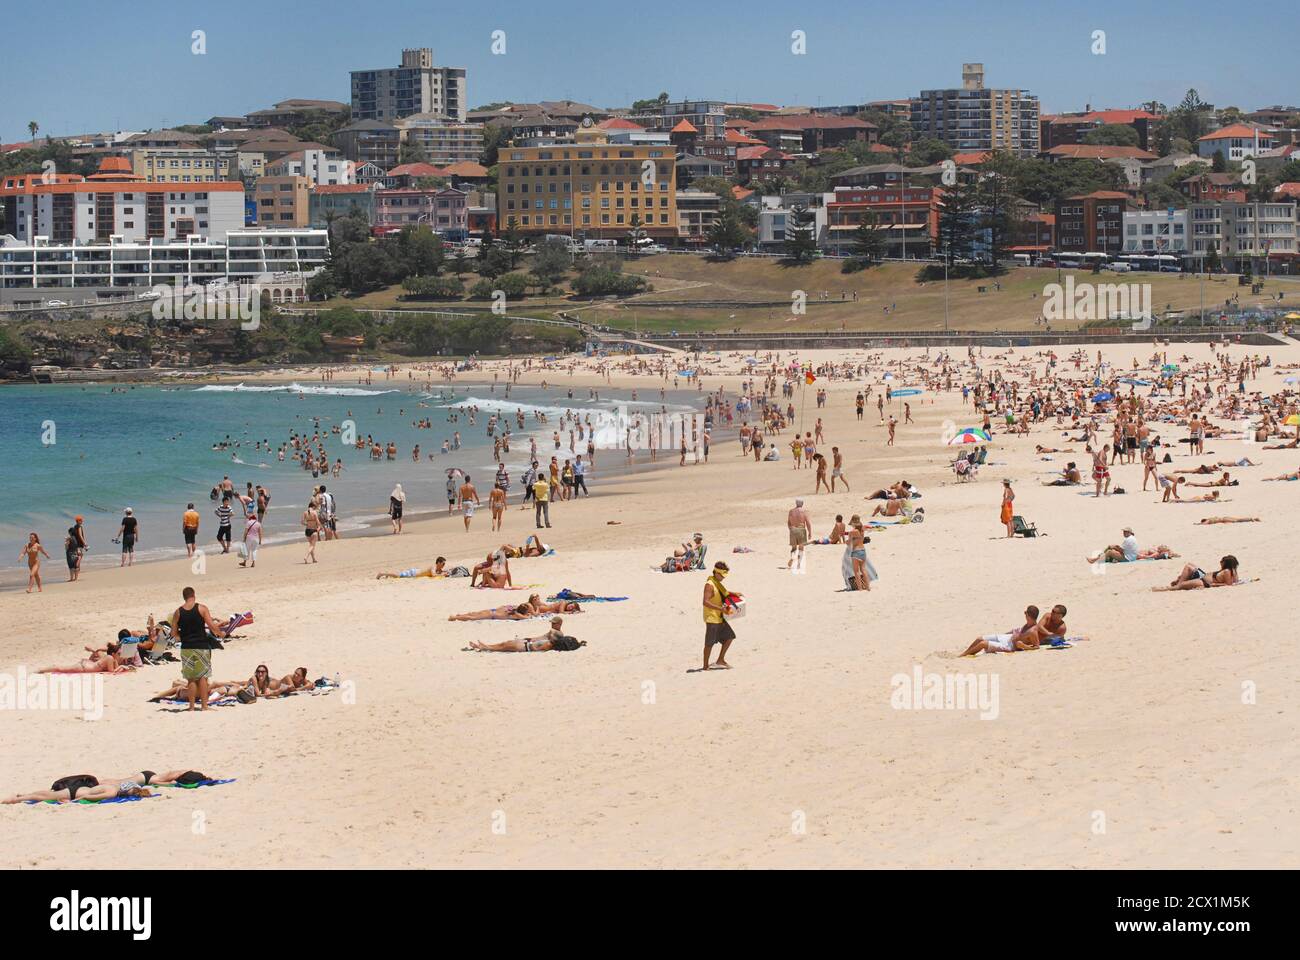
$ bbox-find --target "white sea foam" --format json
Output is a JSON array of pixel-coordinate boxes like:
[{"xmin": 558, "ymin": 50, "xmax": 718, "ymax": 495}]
[{"xmin": 194, "ymin": 383, "xmax": 401, "ymax": 397}]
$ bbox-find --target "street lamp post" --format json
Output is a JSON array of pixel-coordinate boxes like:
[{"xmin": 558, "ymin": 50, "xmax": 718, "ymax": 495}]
[{"xmin": 943, "ymin": 241, "xmax": 951, "ymax": 332}]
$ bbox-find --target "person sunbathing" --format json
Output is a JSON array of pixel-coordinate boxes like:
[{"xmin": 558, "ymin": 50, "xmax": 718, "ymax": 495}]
[
  {"xmin": 871, "ymin": 499, "xmax": 909, "ymax": 518},
  {"xmin": 4, "ymin": 779, "xmax": 155, "ymax": 804},
  {"xmin": 377, "ymin": 557, "xmax": 449, "ymax": 579},
  {"xmin": 88, "ymin": 769, "xmax": 213, "ymax": 788},
  {"xmin": 1185, "ymin": 472, "xmax": 1237, "ymax": 488},
  {"xmin": 500, "ymin": 535, "xmax": 550, "ymax": 558},
  {"xmin": 263, "ymin": 667, "xmax": 313, "ymax": 697},
  {"xmin": 1170, "ymin": 489, "xmax": 1223, "ymax": 503},
  {"xmin": 960, "ymin": 606, "xmax": 1042, "ymax": 656},
  {"xmin": 1262, "ymin": 438, "xmax": 1298, "ymax": 449},
  {"xmin": 866, "ymin": 481, "xmax": 913, "ymax": 500},
  {"xmin": 1152, "ymin": 556, "xmax": 1240, "ymax": 591},
  {"xmin": 37, "ymin": 642, "xmax": 135, "ymax": 674},
  {"xmin": 150, "ymin": 679, "xmax": 247, "ymax": 702},
  {"xmin": 1197, "ymin": 516, "xmax": 1261, "ymax": 525},
  {"xmin": 467, "ymin": 617, "xmax": 585, "ymax": 652},
  {"xmin": 449, "ymin": 603, "xmax": 535, "ymax": 622},
  {"xmin": 1217, "ymin": 458, "xmax": 1260, "ymax": 467},
  {"xmin": 473, "ymin": 555, "xmax": 513, "ymax": 588},
  {"xmin": 1173, "ymin": 464, "xmax": 1225, "ymax": 475},
  {"xmin": 1035, "ymin": 445, "xmax": 1075, "ymax": 454},
  {"xmin": 1263, "ymin": 467, "xmax": 1300, "ymax": 481},
  {"xmin": 523, "ymin": 593, "xmax": 583, "ymax": 615},
  {"xmin": 1041, "ymin": 462, "xmax": 1083, "ymax": 486}
]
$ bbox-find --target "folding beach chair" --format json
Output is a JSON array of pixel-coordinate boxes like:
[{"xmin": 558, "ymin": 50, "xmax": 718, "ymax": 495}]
[{"xmin": 1011, "ymin": 516, "xmax": 1039, "ymax": 538}]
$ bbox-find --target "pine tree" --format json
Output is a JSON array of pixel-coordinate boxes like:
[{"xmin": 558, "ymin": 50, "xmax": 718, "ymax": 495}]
[{"xmin": 784, "ymin": 205, "xmax": 818, "ymax": 263}]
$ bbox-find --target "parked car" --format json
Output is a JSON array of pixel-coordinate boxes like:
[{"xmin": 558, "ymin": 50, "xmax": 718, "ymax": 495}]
[{"xmin": 44, "ymin": 299, "xmax": 69, "ymax": 307}]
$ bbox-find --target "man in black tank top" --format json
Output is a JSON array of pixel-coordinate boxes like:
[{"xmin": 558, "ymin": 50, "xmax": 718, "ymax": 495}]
[{"xmin": 170, "ymin": 586, "xmax": 229, "ymax": 711}]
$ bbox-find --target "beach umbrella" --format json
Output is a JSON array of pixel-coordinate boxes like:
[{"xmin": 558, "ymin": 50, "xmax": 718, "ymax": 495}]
[
  {"xmin": 1284, "ymin": 376, "xmax": 1299, "ymax": 384},
  {"xmin": 1093, "ymin": 391, "xmax": 1115, "ymax": 403},
  {"xmin": 1116, "ymin": 377, "xmax": 1150, "ymax": 386},
  {"xmin": 1285, "ymin": 414, "xmax": 1300, "ymax": 427},
  {"xmin": 1285, "ymin": 312, "xmax": 1300, "ymax": 321},
  {"xmin": 1162, "ymin": 364, "xmax": 1179, "ymax": 373},
  {"xmin": 892, "ymin": 388, "xmax": 923, "ymax": 397},
  {"xmin": 948, "ymin": 428, "xmax": 991, "ymax": 444}
]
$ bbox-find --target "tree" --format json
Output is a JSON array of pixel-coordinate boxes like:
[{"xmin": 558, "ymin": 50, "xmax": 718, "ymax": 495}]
[
  {"xmin": 937, "ymin": 180, "xmax": 980, "ymax": 263},
  {"xmin": 27, "ymin": 120, "xmax": 38, "ymax": 142},
  {"xmin": 1082, "ymin": 124, "xmax": 1140, "ymax": 147},
  {"xmin": 390, "ymin": 225, "xmax": 444, "ymax": 277},
  {"xmin": 783, "ymin": 205, "xmax": 818, "ymax": 263},
  {"xmin": 705, "ymin": 210, "xmax": 746, "ymax": 256},
  {"xmin": 1211, "ymin": 151, "xmax": 1227, "ymax": 173},
  {"xmin": 398, "ymin": 139, "xmax": 429, "ymax": 165},
  {"xmin": 908, "ymin": 138, "xmax": 954, "ymax": 166},
  {"xmin": 500, "ymin": 218, "xmax": 525, "ymax": 268},
  {"xmin": 1205, "ymin": 242, "xmax": 1222, "ymax": 273},
  {"xmin": 626, "ymin": 213, "xmax": 646, "ymax": 253},
  {"xmin": 850, "ymin": 213, "xmax": 887, "ymax": 267},
  {"xmin": 476, "ymin": 245, "xmax": 512, "ymax": 279},
  {"xmin": 450, "ymin": 249, "xmax": 470, "ymax": 278},
  {"xmin": 975, "ymin": 155, "xmax": 1018, "ymax": 268},
  {"xmin": 530, "ymin": 238, "xmax": 572, "ymax": 289}
]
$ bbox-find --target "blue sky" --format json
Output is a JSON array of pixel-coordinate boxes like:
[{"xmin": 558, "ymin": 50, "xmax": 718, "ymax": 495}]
[{"xmin": 1, "ymin": 0, "xmax": 1290, "ymax": 142}]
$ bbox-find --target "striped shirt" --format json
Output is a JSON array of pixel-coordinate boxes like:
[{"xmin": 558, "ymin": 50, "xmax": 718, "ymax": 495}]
[{"xmin": 215, "ymin": 504, "xmax": 233, "ymax": 527}]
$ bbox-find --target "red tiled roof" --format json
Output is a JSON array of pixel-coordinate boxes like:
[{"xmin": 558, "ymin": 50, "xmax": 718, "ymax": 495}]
[
  {"xmin": 724, "ymin": 129, "xmax": 764, "ymax": 145},
  {"xmin": 1199, "ymin": 124, "xmax": 1273, "ymax": 142},
  {"xmin": 598, "ymin": 118, "xmax": 643, "ymax": 130},
  {"xmin": 1067, "ymin": 191, "xmax": 1131, "ymax": 200},
  {"xmin": 1274, "ymin": 183, "xmax": 1300, "ymax": 199},
  {"xmin": 737, "ymin": 146, "xmax": 788, "ymax": 161},
  {"xmin": 1045, "ymin": 144, "xmax": 1156, "ymax": 161},
  {"xmin": 386, "ymin": 162, "xmax": 443, "ymax": 177},
  {"xmin": 436, "ymin": 161, "xmax": 489, "ymax": 178},
  {"xmin": 670, "ymin": 120, "xmax": 698, "ymax": 134},
  {"xmin": 731, "ymin": 186, "xmax": 755, "ymax": 200},
  {"xmin": 951, "ymin": 151, "xmax": 992, "ymax": 165}
]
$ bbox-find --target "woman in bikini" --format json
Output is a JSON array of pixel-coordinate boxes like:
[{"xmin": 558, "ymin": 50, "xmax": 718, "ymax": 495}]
[
  {"xmin": 1153, "ymin": 555, "xmax": 1240, "ymax": 591},
  {"xmin": 449, "ymin": 603, "xmax": 535, "ymax": 622},
  {"xmin": 467, "ymin": 617, "xmax": 585, "ymax": 653},
  {"xmin": 37, "ymin": 641, "xmax": 135, "ymax": 674},
  {"xmin": 302, "ymin": 499, "xmax": 320, "ymax": 564},
  {"xmin": 847, "ymin": 516, "xmax": 869, "ymax": 591},
  {"xmin": 18, "ymin": 532, "xmax": 50, "ymax": 593}
]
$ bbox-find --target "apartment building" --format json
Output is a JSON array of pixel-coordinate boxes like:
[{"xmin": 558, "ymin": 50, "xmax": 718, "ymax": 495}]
[
  {"xmin": 736, "ymin": 146, "xmax": 796, "ymax": 184},
  {"xmin": 131, "ymin": 146, "xmax": 222, "ymax": 183},
  {"xmin": 252, "ymin": 176, "xmax": 311, "ymax": 227},
  {"xmin": 675, "ymin": 189, "xmax": 722, "ymax": 243},
  {"xmin": 1041, "ymin": 109, "xmax": 1158, "ymax": 151},
  {"xmin": 1, "ymin": 158, "xmax": 245, "ymax": 244},
  {"xmin": 1179, "ymin": 173, "xmax": 1246, "ymax": 204},
  {"xmin": 912, "ymin": 64, "xmax": 1040, "ymax": 157},
  {"xmin": 265, "ymin": 148, "xmax": 351, "ymax": 187},
  {"xmin": 631, "ymin": 100, "xmax": 728, "ymax": 140},
  {"xmin": 334, "ymin": 121, "xmax": 402, "ymax": 169},
  {"xmin": 825, "ymin": 186, "xmax": 941, "ymax": 257},
  {"xmin": 396, "ymin": 113, "xmax": 485, "ymax": 164},
  {"xmin": 374, "ymin": 186, "xmax": 469, "ymax": 239},
  {"xmin": 1053, "ymin": 191, "xmax": 1132, "ymax": 254},
  {"xmin": 1189, "ymin": 201, "xmax": 1298, "ymax": 272},
  {"xmin": 0, "ymin": 229, "xmax": 329, "ymax": 299},
  {"xmin": 1197, "ymin": 124, "xmax": 1277, "ymax": 162},
  {"xmin": 309, "ymin": 183, "xmax": 376, "ymax": 227},
  {"xmin": 744, "ymin": 115, "xmax": 877, "ymax": 154},
  {"xmin": 350, "ymin": 48, "xmax": 467, "ymax": 123},
  {"xmin": 497, "ymin": 144, "xmax": 678, "ymax": 240},
  {"xmin": 757, "ymin": 192, "xmax": 834, "ymax": 250},
  {"xmin": 1123, "ymin": 209, "xmax": 1190, "ymax": 254}
]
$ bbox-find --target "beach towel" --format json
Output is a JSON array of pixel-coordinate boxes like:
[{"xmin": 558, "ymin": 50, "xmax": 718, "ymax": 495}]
[
  {"xmin": 158, "ymin": 696, "xmax": 239, "ymax": 707},
  {"xmin": 548, "ymin": 591, "xmax": 628, "ymax": 603},
  {"xmin": 26, "ymin": 794, "xmax": 162, "ymax": 806},
  {"xmin": 160, "ymin": 778, "xmax": 236, "ymax": 789},
  {"xmin": 840, "ymin": 543, "xmax": 879, "ymax": 591},
  {"xmin": 223, "ymin": 611, "xmax": 254, "ymax": 633}
]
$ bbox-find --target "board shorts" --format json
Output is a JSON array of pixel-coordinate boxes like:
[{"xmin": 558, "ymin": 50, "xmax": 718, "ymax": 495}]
[
  {"xmin": 789, "ymin": 527, "xmax": 809, "ymax": 547},
  {"xmin": 181, "ymin": 648, "xmax": 213, "ymax": 681},
  {"xmin": 704, "ymin": 620, "xmax": 736, "ymax": 647},
  {"xmin": 183, "ymin": 528, "xmax": 197, "ymax": 545},
  {"xmin": 984, "ymin": 634, "xmax": 1015, "ymax": 654},
  {"xmin": 217, "ymin": 524, "xmax": 232, "ymax": 543},
  {"xmin": 463, "ymin": 502, "xmax": 476, "ymax": 517}
]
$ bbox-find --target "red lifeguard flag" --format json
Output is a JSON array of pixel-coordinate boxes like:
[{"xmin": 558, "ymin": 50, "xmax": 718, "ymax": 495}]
[{"xmin": 805, "ymin": 371, "xmax": 816, "ymax": 385}]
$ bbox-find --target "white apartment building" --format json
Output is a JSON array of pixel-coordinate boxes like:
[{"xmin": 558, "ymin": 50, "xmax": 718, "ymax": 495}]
[
  {"xmin": 265, "ymin": 148, "xmax": 352, "ymax": 187},
  {"xmin": 1, "ymin": 181, "xmax": 246, "ymax": 245},
  {"xmin": 1196, "ymin": 124, "xmax": 1277, "ymax": 163},
  {"xmin": 396, "ymin": 113, "xmax": 485, "ymax": 165},
  {"xmin": 1122, "ymin": 209, "xmax": 1190, "ymax": 253},
  {"xmin": 0, "ymin": 229, "xmax": 329, "ymax": 299},
  {"xmin": 351, "ymin": 48, "xmax": 467, "ymax": 123},
  {"xmin": 1189, "ymin": 201, "xmax": 1298, "ymax": 270}
]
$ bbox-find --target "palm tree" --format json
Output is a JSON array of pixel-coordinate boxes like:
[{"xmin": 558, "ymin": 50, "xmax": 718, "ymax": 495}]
[{"xmin": 27, "ymin": 120, "xmax": 39, "ymax": 144}]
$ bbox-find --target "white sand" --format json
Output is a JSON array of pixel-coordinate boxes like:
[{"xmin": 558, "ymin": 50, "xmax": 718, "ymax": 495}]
[{"xmin": 2, "ymin": 341, "xmax": 1298, "ymax": 868}]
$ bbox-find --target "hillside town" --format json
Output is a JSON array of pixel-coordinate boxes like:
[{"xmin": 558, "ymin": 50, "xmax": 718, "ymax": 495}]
[{"xmin": 4, "ymin": 51, "xmax": 1299, "ymax": 309}]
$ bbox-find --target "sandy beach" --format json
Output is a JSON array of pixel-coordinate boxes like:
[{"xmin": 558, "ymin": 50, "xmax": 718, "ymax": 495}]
[{"xmin": 3, "ymin": 340, "xmax": 1298, "ymax": 869}]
